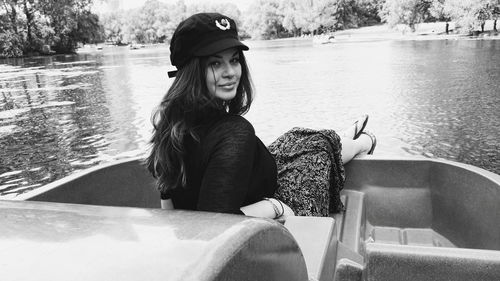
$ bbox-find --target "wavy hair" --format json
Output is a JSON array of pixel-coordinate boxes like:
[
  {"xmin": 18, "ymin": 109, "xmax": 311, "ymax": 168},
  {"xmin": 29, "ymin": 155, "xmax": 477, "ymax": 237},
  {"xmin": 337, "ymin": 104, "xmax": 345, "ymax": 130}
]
[{"xmin": 146, "ymin": 50, "xmax": 253, "ymax": 195}]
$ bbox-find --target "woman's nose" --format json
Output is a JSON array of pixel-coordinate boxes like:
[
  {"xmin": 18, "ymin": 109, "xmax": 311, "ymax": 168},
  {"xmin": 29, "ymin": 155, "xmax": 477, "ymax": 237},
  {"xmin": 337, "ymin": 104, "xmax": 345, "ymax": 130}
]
[{"xmin": 222, "ymin": 62, "xmax": 236, "ymax": 77}]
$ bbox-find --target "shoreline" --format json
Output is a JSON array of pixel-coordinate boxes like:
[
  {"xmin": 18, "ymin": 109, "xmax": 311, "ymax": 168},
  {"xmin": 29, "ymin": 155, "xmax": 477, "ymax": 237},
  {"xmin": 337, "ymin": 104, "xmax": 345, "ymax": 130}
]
[
  {"xmin": 3, "ymin": 23, "xmax": 499, "ymax": 59},
  {"xmin": 329, "ymin": 23, "xmax": 500, "ymax": 42},
  {"xmin": 266, "ymin": 23, "xmax": 500, "ymax": 43}
]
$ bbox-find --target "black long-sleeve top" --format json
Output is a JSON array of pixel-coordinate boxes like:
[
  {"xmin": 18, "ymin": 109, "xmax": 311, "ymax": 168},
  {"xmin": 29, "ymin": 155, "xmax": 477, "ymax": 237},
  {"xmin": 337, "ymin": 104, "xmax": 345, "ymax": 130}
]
[{"xmin": 168, "ymin": 114, "xmax": 278, "ymax": 214}]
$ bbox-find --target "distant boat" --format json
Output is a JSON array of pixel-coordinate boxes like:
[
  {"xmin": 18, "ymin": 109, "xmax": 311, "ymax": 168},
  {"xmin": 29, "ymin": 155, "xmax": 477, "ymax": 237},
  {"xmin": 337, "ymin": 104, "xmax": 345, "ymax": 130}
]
[
  {"xmin": 129, "ymin": 43, "xmax": 145, "ymax": 50},
  {"xmin": 313, "ymin": 34, "xmax": 335, "ymax": 44}
]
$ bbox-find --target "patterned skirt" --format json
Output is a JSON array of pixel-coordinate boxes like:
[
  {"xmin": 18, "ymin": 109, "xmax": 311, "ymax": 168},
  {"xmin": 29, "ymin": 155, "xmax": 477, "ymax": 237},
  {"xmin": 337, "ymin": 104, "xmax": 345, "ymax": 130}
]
[{"xmin": 267, "ymin": 128, "xmax": 345, "ymax": 217}]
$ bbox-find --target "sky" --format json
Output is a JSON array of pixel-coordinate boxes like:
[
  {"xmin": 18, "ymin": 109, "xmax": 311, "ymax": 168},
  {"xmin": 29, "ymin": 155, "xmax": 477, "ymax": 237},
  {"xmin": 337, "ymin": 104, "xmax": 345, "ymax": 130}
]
[{"xmin": 94, "ymin": 0, "xmax": 251, "ymax": 12}]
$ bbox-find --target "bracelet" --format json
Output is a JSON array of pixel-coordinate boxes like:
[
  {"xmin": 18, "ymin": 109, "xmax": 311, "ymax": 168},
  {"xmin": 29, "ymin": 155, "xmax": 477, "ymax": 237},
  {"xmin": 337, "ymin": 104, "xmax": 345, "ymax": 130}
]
[
  {"xmin": 263, "ymin": 197, "xmax": 281, "ymax": 218},
  {"xmin": 275, "ymin": 199, "xmax": 285, "ymax": 217},
  {"xmin": 263, "ymin": 198, "xmax": 284, "ymax": 218}
]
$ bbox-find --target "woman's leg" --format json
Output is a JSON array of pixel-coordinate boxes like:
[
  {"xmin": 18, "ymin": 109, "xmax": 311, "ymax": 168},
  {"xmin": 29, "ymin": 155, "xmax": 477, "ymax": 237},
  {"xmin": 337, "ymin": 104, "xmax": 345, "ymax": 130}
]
[
  {"xmin": 268, "ymin": 128, "xmax": 346, "ymax": 216},
  {"xmin": 340, "ymin": 133, "xmax": 372, "ymax": 164}
]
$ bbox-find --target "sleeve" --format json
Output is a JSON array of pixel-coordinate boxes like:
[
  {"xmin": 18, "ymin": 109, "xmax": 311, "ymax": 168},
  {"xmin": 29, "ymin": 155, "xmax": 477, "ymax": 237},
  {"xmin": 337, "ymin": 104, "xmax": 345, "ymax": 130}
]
[{"xmin": 197, "ymin": 116, "xmax": 256, "ymax": 214}]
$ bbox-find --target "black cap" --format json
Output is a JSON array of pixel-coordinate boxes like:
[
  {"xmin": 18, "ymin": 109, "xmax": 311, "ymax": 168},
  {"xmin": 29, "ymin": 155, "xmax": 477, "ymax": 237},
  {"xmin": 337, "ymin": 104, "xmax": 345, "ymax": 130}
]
[{"xmin": 168, "ymin": 13, "xmax": 249, "ymax": 77}]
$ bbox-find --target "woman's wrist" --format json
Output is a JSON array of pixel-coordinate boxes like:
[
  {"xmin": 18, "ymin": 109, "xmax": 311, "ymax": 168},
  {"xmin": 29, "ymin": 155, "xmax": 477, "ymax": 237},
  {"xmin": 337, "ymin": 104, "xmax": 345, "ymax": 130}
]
[
  {"xmin": 264, "ymin": 197, "xmax": 284, "ymax": 218},
  {"xmin": 239, "ymin": 198, "xmax": 288, "ymax": 219},
  {"xmin": 161, "ymin": 199, "xmax": 174, "ymax": 210}
]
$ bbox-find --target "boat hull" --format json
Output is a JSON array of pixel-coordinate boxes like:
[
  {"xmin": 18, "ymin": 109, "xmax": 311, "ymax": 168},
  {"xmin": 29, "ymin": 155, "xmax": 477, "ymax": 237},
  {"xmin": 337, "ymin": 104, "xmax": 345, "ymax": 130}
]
[{"xmin": 3, "ymin": 156, "xmax": 500, "ymax": 281}]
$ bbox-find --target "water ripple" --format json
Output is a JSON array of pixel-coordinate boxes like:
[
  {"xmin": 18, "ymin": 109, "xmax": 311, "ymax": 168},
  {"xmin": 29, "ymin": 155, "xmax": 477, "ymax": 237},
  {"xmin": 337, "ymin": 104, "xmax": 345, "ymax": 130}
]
[{"xmin": 0, "ymin": 40, "xmax": 499, "ymax": 197}]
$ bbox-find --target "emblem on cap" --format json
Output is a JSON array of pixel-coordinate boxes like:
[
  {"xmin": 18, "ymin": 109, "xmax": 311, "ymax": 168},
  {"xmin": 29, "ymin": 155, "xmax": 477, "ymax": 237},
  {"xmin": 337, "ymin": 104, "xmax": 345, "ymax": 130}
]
[{"xmin": 215, "ymin": 18, "xmax": 231, "ymax": 30}]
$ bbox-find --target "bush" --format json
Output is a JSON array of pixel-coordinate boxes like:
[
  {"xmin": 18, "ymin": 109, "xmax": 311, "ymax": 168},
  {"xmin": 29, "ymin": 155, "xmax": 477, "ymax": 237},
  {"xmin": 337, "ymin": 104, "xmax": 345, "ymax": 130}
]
[{"xmin": 0, "ymin": 31, "xmax": 24, "ymax": 58}]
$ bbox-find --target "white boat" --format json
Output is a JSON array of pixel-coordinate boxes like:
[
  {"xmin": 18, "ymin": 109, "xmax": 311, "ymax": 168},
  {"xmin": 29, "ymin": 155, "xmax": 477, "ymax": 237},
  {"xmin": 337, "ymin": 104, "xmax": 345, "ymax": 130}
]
[{"xmin": 1, "ymin": 156, "xmax": 499, "ymax": 281}]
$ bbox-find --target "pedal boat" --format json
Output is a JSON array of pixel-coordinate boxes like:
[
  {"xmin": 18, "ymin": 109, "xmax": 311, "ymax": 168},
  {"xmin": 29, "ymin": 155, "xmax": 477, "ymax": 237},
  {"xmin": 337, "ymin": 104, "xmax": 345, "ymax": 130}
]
[{"xmin": 1, "ymin": 156, "xmax": 499, "ymax": 281}]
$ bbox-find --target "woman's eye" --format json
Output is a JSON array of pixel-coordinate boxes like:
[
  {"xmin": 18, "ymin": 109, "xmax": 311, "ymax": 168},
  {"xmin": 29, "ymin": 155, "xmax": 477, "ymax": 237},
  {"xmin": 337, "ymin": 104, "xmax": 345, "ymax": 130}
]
[
  {"xmin": 209, "ymin": 61, "xmax": 220, "ymax": 67},
  {"xmin": 230, "ymin": 57, "xmax": 240, "ymax": 64}
]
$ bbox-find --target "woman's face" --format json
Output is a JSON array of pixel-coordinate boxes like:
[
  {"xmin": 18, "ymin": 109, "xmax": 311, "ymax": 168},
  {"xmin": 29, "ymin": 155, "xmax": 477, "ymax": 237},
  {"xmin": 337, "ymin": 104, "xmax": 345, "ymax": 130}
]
[{"xmin": 205, "ymin": 48, "xmax": 242, "ymax": 101}]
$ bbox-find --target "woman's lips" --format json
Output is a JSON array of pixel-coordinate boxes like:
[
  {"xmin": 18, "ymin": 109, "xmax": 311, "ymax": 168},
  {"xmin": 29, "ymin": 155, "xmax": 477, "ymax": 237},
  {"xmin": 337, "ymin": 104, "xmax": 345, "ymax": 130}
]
[{"xmin": 218, "ymin": 82, "xmax": 236, "ymax": 90}]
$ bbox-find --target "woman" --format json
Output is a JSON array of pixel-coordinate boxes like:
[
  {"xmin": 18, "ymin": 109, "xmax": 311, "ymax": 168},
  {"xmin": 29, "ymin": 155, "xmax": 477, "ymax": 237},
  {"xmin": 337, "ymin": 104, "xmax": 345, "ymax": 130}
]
[{"xmin": 146, "ymin": 13, "xmax": 376, "ymax": 220}]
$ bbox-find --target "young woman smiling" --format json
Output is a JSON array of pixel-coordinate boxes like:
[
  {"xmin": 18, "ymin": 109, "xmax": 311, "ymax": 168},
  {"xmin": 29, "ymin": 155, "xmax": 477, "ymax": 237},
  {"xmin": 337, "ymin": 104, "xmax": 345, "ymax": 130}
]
[
  {"xmin": 206, "ymin": 48, "xmax": 241, "ymax": 101},
  {"xmin": 147, "ymin": 13, "xmax": 376, "ymax": 220}
]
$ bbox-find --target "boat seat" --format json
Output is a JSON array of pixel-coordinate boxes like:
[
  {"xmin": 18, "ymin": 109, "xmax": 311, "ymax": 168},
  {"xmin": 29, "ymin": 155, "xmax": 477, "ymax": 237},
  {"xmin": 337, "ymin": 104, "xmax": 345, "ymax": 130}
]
[
  {"xmin": 285, "ymin": 216, "xmax": 337, "ymax": 281},
  {"xmin": 330, "ymin": 191, "xmax": 365, "ymax": 280},
  {"xmin": 334, "ymin": 190, "xmax": 365, "ymax": 254},
  {"xmin": 364, "ymin": 243, "xmax": 500, "ymax": 281},
  {"xmin": 23, "ymin": 158, "xmax": 160, "ymax": 208},
  {"xmin": 333, "ymin": 258, "xmax": 363, "ymax": 281},
  {"xmin": 368, "ymin": 226, "xmax": 455, "ymax": 247}
]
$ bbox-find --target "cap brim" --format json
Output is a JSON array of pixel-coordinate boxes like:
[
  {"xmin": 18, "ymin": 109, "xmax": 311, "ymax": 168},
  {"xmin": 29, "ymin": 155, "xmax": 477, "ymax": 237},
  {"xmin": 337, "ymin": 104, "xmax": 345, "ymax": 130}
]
[{"xmin": 194, "ymin": 38, "xmax": 249, "ymax": 57}]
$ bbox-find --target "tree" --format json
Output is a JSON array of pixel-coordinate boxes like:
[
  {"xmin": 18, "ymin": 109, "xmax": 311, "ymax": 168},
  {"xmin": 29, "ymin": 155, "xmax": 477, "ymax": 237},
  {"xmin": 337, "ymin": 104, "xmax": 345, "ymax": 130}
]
[
  {"xmin": 0, "ymin": 21, "xmax": 23, "ymax": 57},
  {"xmin": 278, "ymin": 0, "xmax": 323, "ymax": 36},
  {"xmin": 100, "ymin": 11, "xmax": 125, "ymax": 44},
  {"xmin": 429, "ymin": 0, "xmax": 451, "ymax": 34},
  {"xmin": 134, "ymin": 0, "xmax": 168, "ymax": 43},
  {"xmin": 444, "ymin": 0, "xmax": 493, "ymax": 34},
  {"xmin": 381, "ymin": 0, "xmax": 433, "ymax": 32},
  {"xmin": 0, "ymin": 0, "xmax": 104, "ymax": 56},
  {"xmin": 334, "ymin": 0, "xmax": 358, "ymax": 30},
  {"xmin": 1, "ymin": 1, "xmax": 24, "ymax": 57},
  {"xmin": 491, "ymin": 0, "xmax": 500, "ymax": 32},
  {"xmin": 356, "ymin": 0, "xmax": 382, "ymax": 25},
  {"xmin": 22, "ymin": 0, "xmax": 34, "ymax": 49},
  {"xmin": 279, "ymin": 0, "xmax": 302, "ymax": 36},
  {"xmin": 98, "ymin": 0, "xmax": 186, "ymax": 44},
  {"xmin": 74, "ymin": 10, "xmax": 104, "ymax": 44},
  {"xmin": 1, "ymin": 0, "xmax": 19, "ymax": 35},
  {"xmin": 244, "ymin": 0, "xmax": 284, "ymax": 39},
  {"xmin": 37, "ymin": 0, "xmax": 101, "ymax": 52},
  {"xmin": 164, "ymin": 0, "xmax": 187, "ymax": 40}
]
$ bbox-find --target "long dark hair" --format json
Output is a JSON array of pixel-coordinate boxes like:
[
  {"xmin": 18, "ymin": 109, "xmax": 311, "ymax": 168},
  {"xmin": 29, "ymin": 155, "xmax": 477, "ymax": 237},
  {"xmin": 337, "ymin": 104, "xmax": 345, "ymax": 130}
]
[{"xmin": 146, "ymin": 50, "xmax": 253, "ymax": 195}]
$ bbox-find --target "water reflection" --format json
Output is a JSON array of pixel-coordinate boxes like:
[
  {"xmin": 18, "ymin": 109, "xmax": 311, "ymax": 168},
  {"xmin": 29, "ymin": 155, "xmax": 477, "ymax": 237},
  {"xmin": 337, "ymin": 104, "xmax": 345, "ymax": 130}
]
[
  {"xmin": 0, "ymin": 59, "xmax": 109, "ymax": 197},
  {"xmin": 0, "ymin": 40, "xmax": 499, "ymax": 198},
  {"xmin": 387, "ymin": 40, "xmax": 500, "ymax": 169},
  {"xmin": 245, "ymin": 39, "xmax": 499, "ymax": 174},
  {"xmin": 0, "ymin": 48, "xmax": 174, "ymax": 198}
]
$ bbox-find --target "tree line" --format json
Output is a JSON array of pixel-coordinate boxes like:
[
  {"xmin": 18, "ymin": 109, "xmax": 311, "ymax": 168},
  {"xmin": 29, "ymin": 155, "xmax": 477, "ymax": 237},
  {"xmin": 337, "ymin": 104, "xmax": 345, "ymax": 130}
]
[
  {"xmin": 1, "ymin": 0, "xmax": 499, "ymax": 58},
  {"xmin": 382, "ymin": 0, "xmax": 499, "ymax": 33},
  {"xmin": 100, "ymin": 0, "xmax": 500, "ymax": 43},
  {"xmin": 0, "ymin": 0, "xmax": 103, "ymax": 58},
  {"xmin": 99, "ymin": 0, "xmax": 382, "ymax": 43}
]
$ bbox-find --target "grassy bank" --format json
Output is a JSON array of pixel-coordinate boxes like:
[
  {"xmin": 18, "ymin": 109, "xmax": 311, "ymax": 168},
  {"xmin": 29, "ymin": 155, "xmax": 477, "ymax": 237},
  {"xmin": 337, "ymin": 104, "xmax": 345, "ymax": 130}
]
[{"xmin": 331, "ymin": 21, "xmax": 499, "ymax": 41}]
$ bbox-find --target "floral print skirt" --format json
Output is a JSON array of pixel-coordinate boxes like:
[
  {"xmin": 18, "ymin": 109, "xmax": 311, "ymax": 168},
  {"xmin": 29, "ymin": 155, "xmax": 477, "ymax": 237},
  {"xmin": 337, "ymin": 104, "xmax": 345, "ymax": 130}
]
[{"xmin": 268, "ymin": 127, "xmax": 345, "ymax": 216}]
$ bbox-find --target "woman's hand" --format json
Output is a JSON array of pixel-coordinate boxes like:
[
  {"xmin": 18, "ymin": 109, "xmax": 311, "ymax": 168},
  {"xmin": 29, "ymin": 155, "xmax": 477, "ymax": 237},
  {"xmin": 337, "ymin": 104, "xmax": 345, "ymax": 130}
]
[
  {"xmin": 281, "ymin": 201, "xmax": 295, "ymax": 217},
  {"xmin": 161, "ymin": 199, "xmax": 174, "ymax": 210},
  {"xmin": 240, "ymin": 198, "xmax": 294, "ymax": 221},
  {"xmin": 275, "ymin": 200, "xmax": 295, "ymax": 223}
]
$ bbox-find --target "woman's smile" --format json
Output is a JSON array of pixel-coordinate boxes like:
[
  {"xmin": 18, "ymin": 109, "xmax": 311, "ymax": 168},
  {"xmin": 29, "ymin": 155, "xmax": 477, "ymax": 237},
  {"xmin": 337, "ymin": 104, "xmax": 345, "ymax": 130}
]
[{"xmin": 219, "ymin": 82, "xmax": 237, "ymax": 90}]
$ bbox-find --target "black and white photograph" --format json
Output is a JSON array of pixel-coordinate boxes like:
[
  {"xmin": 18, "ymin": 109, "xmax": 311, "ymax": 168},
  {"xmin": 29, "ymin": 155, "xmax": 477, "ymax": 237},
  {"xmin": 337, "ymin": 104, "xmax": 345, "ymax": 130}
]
[{"xmin": 1, "ymin": 0, "xmax": 499, "ymax": 280}]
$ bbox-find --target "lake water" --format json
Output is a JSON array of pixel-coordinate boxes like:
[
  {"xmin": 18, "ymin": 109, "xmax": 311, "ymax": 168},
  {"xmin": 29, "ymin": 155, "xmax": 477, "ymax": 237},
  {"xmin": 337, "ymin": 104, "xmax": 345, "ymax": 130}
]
[{"xmin": 1, "ymin": 38, "xmax": 499, "ymax": 198}]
